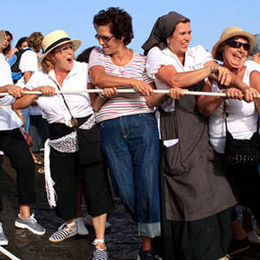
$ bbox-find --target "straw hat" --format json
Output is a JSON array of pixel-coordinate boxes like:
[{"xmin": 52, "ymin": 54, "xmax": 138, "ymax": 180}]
[
  {"xmin": 0, "ymin": 30, "xmax": 6, "ymax": 48},
  {"xmin": 39, "ymin": 30, "xmax": 81, "ymax": 64},
  {"xmin": 211, "ymin": 26, "xmax": 255, "ymax": 61}
]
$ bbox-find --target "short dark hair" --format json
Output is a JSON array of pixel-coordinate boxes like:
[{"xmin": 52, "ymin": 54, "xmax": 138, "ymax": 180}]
[{"xmin": 93, "ymin": 7, "xmax": 134, "ymax": 45}]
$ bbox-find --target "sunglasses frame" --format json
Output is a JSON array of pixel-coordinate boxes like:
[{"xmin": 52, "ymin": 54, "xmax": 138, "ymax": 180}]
[{"xmin": 95, "ymin": 34, "xmax": 114, "ymax": 43}]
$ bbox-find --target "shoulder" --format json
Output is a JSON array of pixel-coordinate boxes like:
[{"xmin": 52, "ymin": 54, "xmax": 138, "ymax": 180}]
[{"xmin": 245, "ymin": 60, "xmax": 260, "ymax": 72}]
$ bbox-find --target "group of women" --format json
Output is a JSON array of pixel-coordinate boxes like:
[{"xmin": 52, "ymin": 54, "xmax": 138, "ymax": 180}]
[{"xmin": 2, "ymin": 6, "xmax": 260, "ymax": 260}]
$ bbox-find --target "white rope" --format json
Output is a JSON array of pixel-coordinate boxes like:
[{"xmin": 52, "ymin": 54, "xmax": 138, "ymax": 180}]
[
  {"xmin": 0, "ymin": 88, "xmax": 228, "ymax": 97},
  {"xmin": 0, "ymin": 246, "xmax": 21, "ymax": 260}
]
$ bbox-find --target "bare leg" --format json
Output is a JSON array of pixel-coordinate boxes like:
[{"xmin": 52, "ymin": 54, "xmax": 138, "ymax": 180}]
[
  {"xmin": 92, "ymin": 213, "xmax": 107, "ymax": 250},
  {"xmin": 141, "ymin": 236, "xmax": 153, "ymax": 251},
  {"xmin": 19, "ymin": 205, "xmax": 31, "ymax": 218}
]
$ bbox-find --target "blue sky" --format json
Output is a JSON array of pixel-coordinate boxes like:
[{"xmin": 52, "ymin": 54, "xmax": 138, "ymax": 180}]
[{"xmin": 2, "ymin": 0, "xmax": 259, "ymax": 56}]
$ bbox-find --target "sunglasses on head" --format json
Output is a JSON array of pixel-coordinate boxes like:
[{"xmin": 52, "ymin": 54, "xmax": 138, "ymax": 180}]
[{"xmin": 227, "ymin": 40, "xmax": 250, "ymax": 51}]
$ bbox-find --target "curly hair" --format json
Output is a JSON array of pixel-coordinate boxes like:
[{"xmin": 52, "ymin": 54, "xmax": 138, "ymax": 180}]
[
  {"xmin": 27, "ymin": 32, "xmax": 43, "ymax": 53},
  {"xmin": 93, "ymin": 7, "xmax": 134, "ymax": 45}
]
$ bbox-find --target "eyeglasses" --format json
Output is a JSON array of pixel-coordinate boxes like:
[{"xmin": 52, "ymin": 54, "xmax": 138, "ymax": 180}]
[
  {"xmin": 227, "ymin": 40, "xmax": 250, "ymax": 51},
  {"xmin": 95, "ymin": 34, "xmax": 114, "ymax": 43},
  {"xmin": 55, "ymin": 45, "xmax": 75, "ymax": 54}
]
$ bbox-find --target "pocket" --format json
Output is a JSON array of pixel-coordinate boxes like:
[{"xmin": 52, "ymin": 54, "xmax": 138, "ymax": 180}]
[
  {"xmin": 77, "ymin": 125, "xmax": 103, "ymax": 164},
  {"xmin": 163, "ymin": 141, "xmax": 187, "ymax": 176}
]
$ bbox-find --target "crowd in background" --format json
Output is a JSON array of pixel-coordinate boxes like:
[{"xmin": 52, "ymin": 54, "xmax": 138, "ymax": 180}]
[{"xmin": 0, "ymin": 7, "xmax": 260, "ymax": 260}]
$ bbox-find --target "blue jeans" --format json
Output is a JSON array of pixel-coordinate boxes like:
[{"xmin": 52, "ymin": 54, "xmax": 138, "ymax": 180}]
[{"xmin": 100, "ymin": 113, "xmax": 160, "ymax": 225}]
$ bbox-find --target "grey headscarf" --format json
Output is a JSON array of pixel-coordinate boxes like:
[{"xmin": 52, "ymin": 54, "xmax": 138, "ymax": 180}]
[
  {"xmin": 251, "ymin": 34, "xmax": 260, "ymax": 56},
  {"xmin": 142, "ymin": 11, "xmax": 187, "ymax": 54}
]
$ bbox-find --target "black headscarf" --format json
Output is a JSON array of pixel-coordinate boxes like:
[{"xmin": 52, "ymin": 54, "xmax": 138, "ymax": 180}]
[{"xmin": 142, "ymin": 11, "xmax": 187, "ymax": 54}]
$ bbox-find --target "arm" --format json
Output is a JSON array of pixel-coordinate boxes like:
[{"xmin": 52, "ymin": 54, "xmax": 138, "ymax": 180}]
[
  {"xmin": 23, "ymin": 71, "xmax": 33, "ymax": 84},
  {"xmin": 197, "ymin": 81, "xmax": 244, "ymax": 116},
  {"xmin": 89, "ymin": 66, "xmax": 153, "ymax": 96},
  {"xmin": 88, "ymin": 83, "xmax": 118, "ymax": 112},
  {"xmin": 12, "ymin": 86, "xmax": 56, "ymax": 110},
  {"xmin": 0, "ymin": 84, "xmax": 25, "ymax": 98},
  {"xmin": 249, "ymin": 70, "xmax": 260, "ymax": 114}
]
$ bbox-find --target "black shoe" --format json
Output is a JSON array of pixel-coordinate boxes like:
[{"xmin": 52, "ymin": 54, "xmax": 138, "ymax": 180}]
[
  {"xmin": 228, "ymin": 237, "xmax": 250, "ymax": 255},
  {"xmin": 138, "ymin": 249, "xmax": 156, "ymax": 260}
]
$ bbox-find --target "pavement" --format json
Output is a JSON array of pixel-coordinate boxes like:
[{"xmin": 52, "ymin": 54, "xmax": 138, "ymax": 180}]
[{"xmin": 0, "ymin": 155, "xmax": 260, "ymax": 260}]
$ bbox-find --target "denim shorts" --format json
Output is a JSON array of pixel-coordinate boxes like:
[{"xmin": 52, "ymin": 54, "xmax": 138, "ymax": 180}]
[{"xmin": 100, "ymin": 113, "xmax": 160, "ymax": 224}]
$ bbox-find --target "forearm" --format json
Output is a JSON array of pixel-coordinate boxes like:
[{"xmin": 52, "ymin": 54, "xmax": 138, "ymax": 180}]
[
  {"xmin": 90, "ymin": 69, "xmax": 135, "ymax": 89},
  {"xmin": 145, "ymin": 93, "xmax": 167, "ymax": 107},
  {"xmin": 12, "ymin": 94, "xmax": 39, "ymax": 110},
  {"xmin": 157, "ymin": 66, "xmax": 211, "ymax": 89},
  {"xmin": 91, "ymin": 94, "xmax": 108, "ymax": 112}
]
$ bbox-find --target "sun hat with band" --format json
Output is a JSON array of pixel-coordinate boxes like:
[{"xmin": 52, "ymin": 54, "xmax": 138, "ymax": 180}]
[
  {"xmin": 212, "ymin": 26, "xmax": 255, "ymax": 61},
  {"xmin": 0, "ymin": 30, "xmax": 6, "ymax": 48},
  {"xmin": 39, "ymin": 30, "xmax": 81, "ymax": 64}
]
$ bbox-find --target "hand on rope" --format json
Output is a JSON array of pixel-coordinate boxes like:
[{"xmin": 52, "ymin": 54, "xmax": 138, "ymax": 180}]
[
  {"xmin": 100, "ymin": 87, "xmax": 118, "ymax": 99},
  {"xmin": 243, "ymin": 87, "xmax": 260, "ymax": 103},
  {"xmin": 130, "ymin": 79, "xmax": 153, "ymax": 96},
  {"xmin": 224, "ymin": 87, "xmax": 243, "ymax": 100},
  {"xmin": 35, "ymin": 86, "xmax": 56, "ymax": 97},
  {"xmin": 168, "ymin": 88, "xmax": 187, "ymax": 100},
  {"xmin": 6, "ymin": 85, "xmax": 25, "ymax": 98}
]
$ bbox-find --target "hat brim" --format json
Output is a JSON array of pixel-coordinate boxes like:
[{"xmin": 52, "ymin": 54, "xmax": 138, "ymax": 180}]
[
  {"xmin": 0, "ymin": 30, "xmax": 6, "ymax": 48},
  {"xmin": 212, "ymin": 31, "xmax": 255, "ymax": 61},
  {"xmin": 39, "ymin": 39, "xmax": 81, "ymax": 64}
]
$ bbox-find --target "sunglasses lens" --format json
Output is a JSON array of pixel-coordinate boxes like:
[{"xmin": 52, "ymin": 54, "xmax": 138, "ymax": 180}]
[{"xmin": 228, "ymin": 41, "xmax": 250, "ymax": 51}]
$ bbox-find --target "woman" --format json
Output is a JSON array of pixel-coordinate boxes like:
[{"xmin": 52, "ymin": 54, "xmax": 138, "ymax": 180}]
[
  {"xmin": 89, "ymin": 7, "xmax": 160, "ymax": 260},
  {"xmin": 197, "ymin": 26, "xmax": 260, "ymax": 253},
  {"xmin": 0, "ymin": 30, "xmax": 45, "ymax": 246},
  {"xmin": 0, "ymin": 30, "xmax": 12, "ymax": 61},
  {"xmin": 142, "ymin": 12, "xmax": 256, "ymax": 260},
  {"xmin": 13, "ymin": 30, "xmax": 113, "ymax": 260}
]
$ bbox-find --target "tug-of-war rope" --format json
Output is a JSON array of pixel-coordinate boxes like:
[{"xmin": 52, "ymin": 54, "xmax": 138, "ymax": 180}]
[{"xmin": 0, "ymin": 88, "xmax": 228, "ymax": 97}]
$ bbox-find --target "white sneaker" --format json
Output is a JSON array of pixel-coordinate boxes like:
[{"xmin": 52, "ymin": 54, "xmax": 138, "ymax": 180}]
[
  {"xmin": 247, "ymin": 230, "xmax": 260, "ymax": 244},
  {"xmin": 0, "ymin": 223, "xmax": 8, "ymax": 246}
]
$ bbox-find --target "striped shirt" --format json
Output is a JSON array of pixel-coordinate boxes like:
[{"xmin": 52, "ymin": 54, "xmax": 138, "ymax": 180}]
[{"xmin": 89, "ymin": 47, "xmax": 154, "ymax": 122}]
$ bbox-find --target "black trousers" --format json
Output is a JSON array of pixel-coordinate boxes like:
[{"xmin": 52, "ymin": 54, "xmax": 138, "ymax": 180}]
[
  {"xmin": 0, "ymin": 128, "xmax": 35, "ymax": 205},
  {"xmin": 49, "ymin": 122, "xmax": 114, "ymax": 221},
  {"xmin": 227, "ymin": 163, "xmax": 260, "ymax": 224}
]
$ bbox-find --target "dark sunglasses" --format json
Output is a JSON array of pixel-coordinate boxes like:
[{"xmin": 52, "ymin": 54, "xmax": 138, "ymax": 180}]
[
  {"xmin": 227, "ymin": 40, "xmax": 250, "ymax": 51},
  {"xmin": 95, "ymin": 34, "xmax": 114, "ymax": 43}
]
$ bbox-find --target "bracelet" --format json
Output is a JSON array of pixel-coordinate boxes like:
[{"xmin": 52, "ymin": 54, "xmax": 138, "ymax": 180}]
[{"xmin": 18, "ymin": 112, "xmax": 23, "ymax": 116}]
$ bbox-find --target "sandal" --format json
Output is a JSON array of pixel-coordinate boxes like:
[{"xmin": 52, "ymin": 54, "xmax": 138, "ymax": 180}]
[{"xmin": 93, "ymin": 239, "xmax": 108, "ymax": 260}]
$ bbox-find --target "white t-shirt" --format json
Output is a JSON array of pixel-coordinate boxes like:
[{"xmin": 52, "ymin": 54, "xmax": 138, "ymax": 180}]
[
  {"xmin": 16, "ymin": 50, "xmax": 38, "ymax": 88},
  {"xmin": 146, "ymin": 45, "xmax": 213, "ymax": 112},
  {"xmin": 244, "ymin": 60, "xmax": 260, "ymax": 72},
  {"xmin": 26, "ymin": 61, "xmax": 93, "ymax": 126},
  {"xmin": 209, "ymin": 65, "xmax": 258, "ymax": 154},
  {"xmin": 0, "ymin": 60, "xmax": 23, "ymax": 130}
]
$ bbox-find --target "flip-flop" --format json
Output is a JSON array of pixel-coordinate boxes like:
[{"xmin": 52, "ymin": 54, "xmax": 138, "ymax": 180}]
[{"xmin": 34, "ymin": 158, "xmax": 43, "ymax": 165}]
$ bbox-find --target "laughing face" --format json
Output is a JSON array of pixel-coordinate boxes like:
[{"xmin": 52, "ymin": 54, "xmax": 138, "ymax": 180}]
[
  {"xmin": 167, "ymin": 22, "xmax": 191, "ymax": 57},
  {"xmin": 222, "ymin": 37, "xmax": 249, "ymax": 70},
  {"xmin": 52, "ymin": 43, "xmax": 75, "ymax": 72}
]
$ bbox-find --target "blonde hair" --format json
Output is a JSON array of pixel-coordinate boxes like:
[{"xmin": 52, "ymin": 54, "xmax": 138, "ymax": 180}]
[{"xmin": 41, "ymin": 53, "xmax": 55, "ymax": 73}]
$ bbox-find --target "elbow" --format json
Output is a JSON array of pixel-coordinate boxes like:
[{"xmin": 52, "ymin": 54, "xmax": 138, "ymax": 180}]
[
  {"xmin": 169, "ymin": 77, "xmax": 182, "ymax": 89},
  {"xmin": 198, "ymin": 107, "xmax": 212, "ymax": 117}
]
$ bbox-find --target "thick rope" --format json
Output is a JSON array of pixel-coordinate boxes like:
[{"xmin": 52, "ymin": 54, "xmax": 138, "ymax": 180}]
[{"xmin": 0, "ymin": 88, "xmax": 228, "ymax": 97}]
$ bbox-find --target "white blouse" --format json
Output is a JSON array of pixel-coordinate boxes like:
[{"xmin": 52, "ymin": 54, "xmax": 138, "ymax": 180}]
[
  {"xmin": 209, "ymin": 64, "xmax": 259, "ymax": 154},
  {"xmin": 0, "ymin": 60, "xmax": 23, "ymax": 130},
  {"xmin": 146, "ymin": 45, "xmax": 213, "ymax": 111},
  {"xmin": 26, "ymin": 61, "xmax": 93, "ymax": 126}
]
